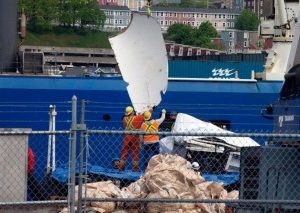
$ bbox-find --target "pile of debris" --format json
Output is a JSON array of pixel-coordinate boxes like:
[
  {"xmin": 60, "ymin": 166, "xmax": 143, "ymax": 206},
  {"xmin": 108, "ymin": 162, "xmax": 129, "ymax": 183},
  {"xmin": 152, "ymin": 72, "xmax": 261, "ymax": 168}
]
[{"xmin": 60, "ymin": 154, "xmax": 238, "ymax": 213}]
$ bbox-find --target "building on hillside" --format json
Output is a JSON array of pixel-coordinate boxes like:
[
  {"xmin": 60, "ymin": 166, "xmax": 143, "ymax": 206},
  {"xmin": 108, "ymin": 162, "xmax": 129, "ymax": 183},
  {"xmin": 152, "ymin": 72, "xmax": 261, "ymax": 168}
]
[
  {"xmin": 116, "ymin": 0, "xmax": 147, "ymax": 11},
  {"xmin": 211, "ymin": 38, "xmax": 226, "ymax": 50},
  {"xmin": 100, "ymin": 5, "xmax": 131, "ymax": 31},
  {"xmin": 152, "ymin": 0, "xmax": 181, "ymax": 4},
  {"xmin": 100, "ymin": 5, "xmax": 240, "ymax": 32},
  {"xmin": 220, "ymin": 29, "xmax": 262, "ymax": 53},
  {"xmin": 244, "ymin": 0, "xmax": 264, "ymax": 17},
  {"xmin": 165, "ymin": 42, "xmax": 225, "ymax": 57},
  {"xmin": 140, "ymin": 6, "xmax": 240, "ymax": 32},
  {"xmin": 221, "ymin": 0, "xmax": 234, "ymax": 9},
  {"xmin": 232, "ymin": 0, "xmax": 243, "ymax": 10},
  {"xmin": 98, "ymin": 0, "xmax": 118, "ymax": 6}
]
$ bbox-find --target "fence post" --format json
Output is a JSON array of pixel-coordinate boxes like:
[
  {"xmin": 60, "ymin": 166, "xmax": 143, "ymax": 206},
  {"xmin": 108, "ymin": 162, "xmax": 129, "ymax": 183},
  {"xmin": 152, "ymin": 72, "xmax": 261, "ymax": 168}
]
[
  {"xmin": 69, "ymin": 95, "xmax": 77, "ymax": 213},
  {"xmin": 77, "ymin": 99, "xmax": 86, "ymax": 213}
]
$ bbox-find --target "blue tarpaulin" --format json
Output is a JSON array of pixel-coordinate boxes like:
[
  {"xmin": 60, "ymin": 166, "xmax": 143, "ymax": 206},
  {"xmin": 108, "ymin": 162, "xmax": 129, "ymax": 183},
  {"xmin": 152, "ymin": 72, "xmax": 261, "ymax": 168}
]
[
  {"xmin": 202, "ymin": 172, "xmax": 239, "ymax": 186},
  {"xmin": 51, "ymin": 165, "xmax": 239, "ymax": 186}
]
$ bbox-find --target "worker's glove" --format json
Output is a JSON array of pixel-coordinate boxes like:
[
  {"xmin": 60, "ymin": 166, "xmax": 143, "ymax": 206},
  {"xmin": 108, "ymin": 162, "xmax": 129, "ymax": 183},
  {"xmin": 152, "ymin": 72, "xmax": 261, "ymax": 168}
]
[{"xmin": 162, "ymin": 109, "xmax": 166, "ymax": 114}]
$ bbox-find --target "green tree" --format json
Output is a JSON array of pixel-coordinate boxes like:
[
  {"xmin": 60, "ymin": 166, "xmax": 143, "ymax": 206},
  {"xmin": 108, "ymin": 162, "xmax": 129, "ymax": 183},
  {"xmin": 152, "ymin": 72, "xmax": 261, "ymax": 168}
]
[
  {"xmin": 235, "ymin": 9, "xmax": 259, "ymax": 31},
  {"xmin": 79, "ymin": 0, "xmax": 106, "ymax": 30},
  {"xmin": 165, "ymin": 23, "xmax": 194, "ymax": 44},
  {"xmin": 20, "ymin": 0, "xmax": 59, "ymax": 31},
  {"xmin": 19, "ymin": 0, "xmax": 105, "ymax": 31},
  {"xmin": 58, "ymin": 0, "xmax": 106, "ymax": 30},
  {"xmin": 165, "ymin": 21, "xmax": 220, "ymax": 48},
  {"xmin": 179, "ymin": 0, "xmax": 207, "ymax": 8},
  {"xmin": 196, "ymin": 21, "xmax": 218, "ymax": 38}
]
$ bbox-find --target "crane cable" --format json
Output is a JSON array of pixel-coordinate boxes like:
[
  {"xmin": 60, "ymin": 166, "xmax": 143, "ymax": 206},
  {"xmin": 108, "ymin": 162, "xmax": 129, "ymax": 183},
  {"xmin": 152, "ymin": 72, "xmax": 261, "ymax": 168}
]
[{"xmin": 146, "ymin": 0, "xmax": 151, "ymax": 17}]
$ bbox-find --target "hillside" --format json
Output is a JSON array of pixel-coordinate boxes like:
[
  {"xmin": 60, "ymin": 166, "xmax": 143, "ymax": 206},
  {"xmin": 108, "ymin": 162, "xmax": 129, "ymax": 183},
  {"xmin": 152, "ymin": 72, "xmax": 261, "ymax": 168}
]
[{"xmin": 23, "ymin": 30, "xmax": 114, "ymax": 49}]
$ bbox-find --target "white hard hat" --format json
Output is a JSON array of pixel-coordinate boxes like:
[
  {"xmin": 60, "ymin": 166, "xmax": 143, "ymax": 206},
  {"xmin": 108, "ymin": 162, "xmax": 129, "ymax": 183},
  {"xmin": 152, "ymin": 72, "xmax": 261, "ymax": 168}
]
[{"xmin": 191, "ymin": 162, "xmax": 200, "ymax": 170}]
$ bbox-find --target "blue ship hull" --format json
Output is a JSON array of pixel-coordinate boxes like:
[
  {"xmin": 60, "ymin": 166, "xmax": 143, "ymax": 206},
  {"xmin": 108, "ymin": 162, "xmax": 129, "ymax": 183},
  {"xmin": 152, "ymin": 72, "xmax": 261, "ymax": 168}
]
[
  {"xmin": 0, "ymin": 75, "xmax": 283, "ymax": 181},
  {"xmin": 0, "ymin": 75, "xmax": 282, "ymax": 131}
]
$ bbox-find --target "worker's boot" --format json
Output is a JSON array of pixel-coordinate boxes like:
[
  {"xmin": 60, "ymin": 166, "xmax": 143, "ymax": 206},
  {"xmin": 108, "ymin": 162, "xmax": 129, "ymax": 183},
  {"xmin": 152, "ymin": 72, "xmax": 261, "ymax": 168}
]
[
  {"xmin": 117, "ymin": 160, "xmax": 125, "ymax": 171},
  {"xmin": 132, "ymin": 161, "xmax": 139, "ymax": 172}
]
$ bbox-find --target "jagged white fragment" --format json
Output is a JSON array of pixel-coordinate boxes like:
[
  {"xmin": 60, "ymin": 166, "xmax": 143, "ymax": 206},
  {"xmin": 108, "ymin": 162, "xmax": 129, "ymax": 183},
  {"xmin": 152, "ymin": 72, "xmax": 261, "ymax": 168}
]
[{"xmin": 109, "ymin": 12, "xmax": 168, "ymax": 113}]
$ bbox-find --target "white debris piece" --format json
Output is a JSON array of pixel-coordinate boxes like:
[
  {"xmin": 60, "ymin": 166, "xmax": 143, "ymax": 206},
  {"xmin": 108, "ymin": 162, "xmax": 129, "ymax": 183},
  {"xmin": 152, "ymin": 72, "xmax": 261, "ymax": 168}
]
[
  {"xmin": 172, "ymin": 113, "xmax": 259, "ymax": 147},
  {"xmin": 109, "ymin": 13, "xmax": 168, "ymax": 113}
]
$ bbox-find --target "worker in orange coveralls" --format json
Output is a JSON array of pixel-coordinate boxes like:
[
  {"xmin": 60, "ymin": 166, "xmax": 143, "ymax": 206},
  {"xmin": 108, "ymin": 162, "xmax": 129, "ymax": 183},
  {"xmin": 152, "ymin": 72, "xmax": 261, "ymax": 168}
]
[
  {"xmin": 28, "ymin": 147, "xmax": 43, "ymax": 200},
  {"xmin": 117, "ymin": 106, "xmax": 146, "ymax": 171}
]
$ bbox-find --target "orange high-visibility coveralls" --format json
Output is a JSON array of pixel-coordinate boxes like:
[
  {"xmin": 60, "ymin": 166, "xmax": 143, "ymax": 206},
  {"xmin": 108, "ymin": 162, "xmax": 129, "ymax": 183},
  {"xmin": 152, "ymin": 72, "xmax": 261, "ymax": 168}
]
[{"xmin": 118, "ymin": 114, "xmax": 144, "ymax": 171}]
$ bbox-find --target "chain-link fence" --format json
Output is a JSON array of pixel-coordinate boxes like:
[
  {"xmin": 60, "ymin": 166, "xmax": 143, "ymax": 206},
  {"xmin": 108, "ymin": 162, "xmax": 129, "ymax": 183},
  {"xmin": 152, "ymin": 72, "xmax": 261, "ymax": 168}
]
[{"xmin": 1, "ymin": 97, "xmax": 300, "ymax": 212}]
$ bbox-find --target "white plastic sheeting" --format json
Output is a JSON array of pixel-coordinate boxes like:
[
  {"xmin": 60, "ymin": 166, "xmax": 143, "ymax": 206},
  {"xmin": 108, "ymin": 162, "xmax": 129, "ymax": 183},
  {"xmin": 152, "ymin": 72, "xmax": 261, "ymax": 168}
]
[
  {"xmin": 160, "ymin": 113, "xmax": 259, "ymax": 150},
  {"xmin": 109, "ymin": 12, "xmax": 168, "ymax": 113}
]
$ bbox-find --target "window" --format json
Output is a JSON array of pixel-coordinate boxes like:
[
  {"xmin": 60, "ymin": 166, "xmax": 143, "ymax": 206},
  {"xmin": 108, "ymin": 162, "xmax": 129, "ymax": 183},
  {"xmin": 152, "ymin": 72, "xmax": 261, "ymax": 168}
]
[
  {"xmin": 205, "ymin": 14, "xmax": 207, "ymax": 18},
  {"xmin": 115, "ymin": 19, "xmax": 118, "ymax": 24},
  {"xmin": 201, "ymin": 14, "xmax": 203, "ymax": 18},
  {"xmin": 187, "ymin": 48, "xmax": 192, "ymax": 56},
  {"xmin": 231, "ymin": 22, "xmax": 234, "ymax": 27},
  {"xmin": 219, "ymin": 14, "xmax": 221, "ymax": 18},
  {"xmin": 161, "ymin": 12, "xmax": 163, "ymax": 16},
  {"xmin": 157, "ymin": 12, "xmax": 159, "ymax": 16},
  {"xmin": 183, "ymin": 21, "xmax": 186, "ymax": 24},
  {"xmin": 174, "ymin": 13, "xmax": 177, "ymax": 17},
  {"xmin": 244, "ymin": 41, "xmax": 248, "ymax": 47},
  {"xmin": 229, "ymin": 32, "xmax": 232, "ymax": 38},
  {"xmin": 192, "ymin": 13, "xmax": 195, "ymax": 17},
  {"xmin": 169, "ymin": 45, "xmax": 175, "ymax": 56},
  {"xmin": 227, "ymin": 22, "xmax": 230, "ymax": 27},
  {"xmin": 179, "ymin": 47, "xmax": 183, "ymax": 56},
  {"xmin": 192, "ymin": 22, "xmax": 194, "ymax": 26},
  {"xmin": 120, "ymin": 12, "xmax": 123, "ymax": 16},
  {"xmin": 214, "ymin": 22, "xmax": 217, "ymax": 27},
  {"xmin": 244, "ymin": 32, "xmax": 248, "ymax": 38},
  {"xmin": 229, "ymin": 41, "xmax": 232, "ymax": 47},
  {"xmin": 223, "ymin": 14, "xmax": 225, "ymax": 18},
  {"xmin": 187, "ymin": 21, "xmax": 190, "ymax": 25},
  {"xmin": 223, "ymin": 22, "xmax": 225, "ymax": 27},
  {"xmin": 170, "ymin": 13, "xmax": 173, "ymax": 17},
  {"xmin": 166, "ymin": 12, "xmax": 168, "ymax": 17},
  {"xmin": 160, "ymin": 20, "xmax": 163, "ymax": 25},
  {"xmin": 215, "ymin": 14, "xmax": 217, "ymax": 18},
  {"xmin": 165, "ymin": 21, "xmax": 168, "ymax": 25},
  {"xmin": 119, "ymin": 19, "xmax": 122, "ymax": 24}
]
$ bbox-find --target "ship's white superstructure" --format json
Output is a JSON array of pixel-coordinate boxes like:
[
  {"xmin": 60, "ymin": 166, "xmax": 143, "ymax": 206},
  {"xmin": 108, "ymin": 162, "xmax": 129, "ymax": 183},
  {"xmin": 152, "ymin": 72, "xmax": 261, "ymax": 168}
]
[{"xmin": 261, "ymin": 0, "xmax": 299, "ymax": 80}]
